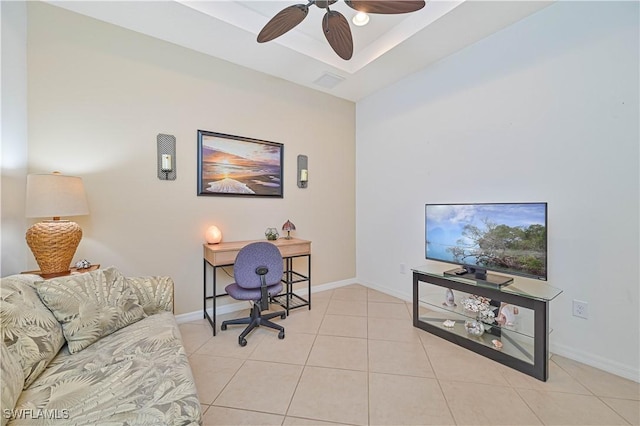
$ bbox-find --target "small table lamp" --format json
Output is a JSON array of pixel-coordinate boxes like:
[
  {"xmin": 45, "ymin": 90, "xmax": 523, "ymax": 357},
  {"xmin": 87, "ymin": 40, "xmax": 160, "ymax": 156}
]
[
  {"xmin": 205, "ymin": 225, "xmax": 222, "ymax": 244},
  {"xmin": 281, "ymin": 220, "xmax": 296, "ymax": 240},
  {"xmin": 25, "ymin": 172, "xmax": 89, "ymax": 277}
]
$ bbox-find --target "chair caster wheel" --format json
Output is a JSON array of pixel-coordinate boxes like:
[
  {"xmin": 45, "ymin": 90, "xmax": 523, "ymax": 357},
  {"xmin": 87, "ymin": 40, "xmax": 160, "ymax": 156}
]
[
  {"xmin": 278, "ymin": 330, "xmax": 285, "ymax": 339},
  {"xmin": 221, "ymin": 324, "xmax": 227, "ymax": 331},
  {"xmin": 281, "ymin": 314, "xmax": 286, "ymax": 320},
  {"xmin": 239, "ymin": 337, "xmax": 247, "ymax": 347}
]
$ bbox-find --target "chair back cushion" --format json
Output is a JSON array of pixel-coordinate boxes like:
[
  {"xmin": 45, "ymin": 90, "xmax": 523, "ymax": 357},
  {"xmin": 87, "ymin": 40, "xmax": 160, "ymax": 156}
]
[{"xmin": 233, "ymin": 242, "xmax": 283, "ymax": 290}]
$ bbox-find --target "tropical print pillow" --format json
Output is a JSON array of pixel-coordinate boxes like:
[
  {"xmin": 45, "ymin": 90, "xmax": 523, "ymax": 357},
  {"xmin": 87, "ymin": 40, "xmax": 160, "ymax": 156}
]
[
  {"xmin": 0, "ymin": 275, "xmax": 65, "ymax": 387},
  {"xmin": 36, "ymin": 267, "xmax": 146, "ymax": 354},
  {"xmin": 1, "ymin": 341, "xmax": 25, "ymax": 426},
  {"xmin": 125, "ymin": 276, "xmax": 174, "ymax": 315}
]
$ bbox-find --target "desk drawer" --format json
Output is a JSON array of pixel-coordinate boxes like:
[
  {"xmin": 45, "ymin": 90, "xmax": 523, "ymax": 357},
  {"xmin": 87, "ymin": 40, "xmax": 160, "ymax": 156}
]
[
  {"xmin": 203, "ymin": 239, "xmax": 310, "ymax": 266},
  {"xmin": 278, "ymin": 242, "xmax": 311, "ymax": 258},
  {"xmin": 211, "ymin": 251, "xmax": 238, "ymax": 266}
]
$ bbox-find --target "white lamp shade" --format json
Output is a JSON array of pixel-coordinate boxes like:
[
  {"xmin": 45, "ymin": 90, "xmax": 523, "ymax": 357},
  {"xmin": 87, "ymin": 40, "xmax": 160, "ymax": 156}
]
[
  {"xmin": 26, "ymin": 174, "xmax": 89, "ymax": 218},
  {"xmin": 205, "ymin": 225, "xmax": 222, "ymax": 244}
]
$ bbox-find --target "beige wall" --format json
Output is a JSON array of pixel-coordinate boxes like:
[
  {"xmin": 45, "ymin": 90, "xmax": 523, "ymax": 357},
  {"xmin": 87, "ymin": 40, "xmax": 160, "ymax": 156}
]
[{"xmin": 26, "ymin": 2, "xmax": 356, "ymax": 315}]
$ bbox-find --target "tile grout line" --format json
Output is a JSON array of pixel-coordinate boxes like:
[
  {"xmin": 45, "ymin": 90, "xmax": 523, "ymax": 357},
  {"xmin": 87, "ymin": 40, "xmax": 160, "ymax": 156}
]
[{"xmin": 187, "ymin": 285, "xmax": 639, "ymax": 425}]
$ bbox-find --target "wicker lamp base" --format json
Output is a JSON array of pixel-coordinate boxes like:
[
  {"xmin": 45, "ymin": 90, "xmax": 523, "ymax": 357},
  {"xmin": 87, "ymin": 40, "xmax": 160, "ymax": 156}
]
[{"xmin": 26, "ymin": 220, "xmax": 82, "ymax": 276}]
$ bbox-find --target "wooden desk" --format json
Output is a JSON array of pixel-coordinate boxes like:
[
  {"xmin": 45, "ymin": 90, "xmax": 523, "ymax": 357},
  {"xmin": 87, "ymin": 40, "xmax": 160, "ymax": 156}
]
[{"xmin": 203, "ymin": 238, "xmax": 311, "ymax": 335}]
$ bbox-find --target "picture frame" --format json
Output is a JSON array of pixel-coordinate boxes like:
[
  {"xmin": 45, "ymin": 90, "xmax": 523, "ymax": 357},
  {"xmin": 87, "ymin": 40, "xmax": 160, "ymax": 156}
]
[{"xmin": 197, "ymin": 130, "xmax": 284, "ymax": 197}]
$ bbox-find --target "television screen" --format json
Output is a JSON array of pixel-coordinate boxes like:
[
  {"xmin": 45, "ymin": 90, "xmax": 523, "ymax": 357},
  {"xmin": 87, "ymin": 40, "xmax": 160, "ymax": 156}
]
[{"xmin": 425, "ymin": 203, "xmax": 547, "ymax": 281}]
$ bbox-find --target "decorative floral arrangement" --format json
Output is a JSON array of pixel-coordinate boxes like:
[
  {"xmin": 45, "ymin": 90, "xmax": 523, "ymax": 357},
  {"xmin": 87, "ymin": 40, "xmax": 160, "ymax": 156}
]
[{"xmin": 460, "ymin": 296, "xmax": 495, "ymax": 323}]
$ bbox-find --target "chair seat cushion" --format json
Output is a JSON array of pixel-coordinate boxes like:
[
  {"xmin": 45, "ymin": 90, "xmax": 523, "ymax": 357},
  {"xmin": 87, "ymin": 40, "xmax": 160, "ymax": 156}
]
[{"xmin": 225, "ymin": 282, "xmax": 282, "ymax": 301}]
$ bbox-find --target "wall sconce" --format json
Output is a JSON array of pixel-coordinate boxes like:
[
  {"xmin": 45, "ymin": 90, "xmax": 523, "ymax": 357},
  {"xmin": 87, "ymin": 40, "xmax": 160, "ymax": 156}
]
[
  {"xmin": 297, "ymin": 154, "xmax": 308, "ymax": 188},
  {"xmin": 205, "ymin": 225, "xmax": 222, "ymax": 244},
  {"xmin": 157, "ymin": 134, "xmax": 176, "ymax": 180}
]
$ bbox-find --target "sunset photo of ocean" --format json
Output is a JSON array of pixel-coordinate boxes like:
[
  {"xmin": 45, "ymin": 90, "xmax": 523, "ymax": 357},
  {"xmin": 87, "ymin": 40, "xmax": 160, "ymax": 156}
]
[{"xmin": 198, "ymin": 131, "xmax": 283, "ymax": 197}]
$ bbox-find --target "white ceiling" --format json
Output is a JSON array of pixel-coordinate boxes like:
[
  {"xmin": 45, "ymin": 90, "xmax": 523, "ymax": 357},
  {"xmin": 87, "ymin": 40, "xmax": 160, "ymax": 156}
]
[{"xmin": 46, "ymin": 0, "xmax": 552, "ymax": 102}]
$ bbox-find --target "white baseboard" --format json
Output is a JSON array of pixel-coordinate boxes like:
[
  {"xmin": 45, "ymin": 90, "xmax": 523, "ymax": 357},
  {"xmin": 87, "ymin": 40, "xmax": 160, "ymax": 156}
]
[
  {"xmin": 174, "ymin": 301, "xmax": 250, "ymax": 324},
  {"xmin": 551, "ymin": 342, "xmax": 640, "ymax": 383},
  {"xmin": 359, "ymin": 279, "xmax": 412, "ymax": 303},
  {"xmin": 174, "ymin": 278, "xmax": 358, "ymax": 325},
  {"xmin": 357, "ymin": 278, "xmax": 640, "ymax": 383}
]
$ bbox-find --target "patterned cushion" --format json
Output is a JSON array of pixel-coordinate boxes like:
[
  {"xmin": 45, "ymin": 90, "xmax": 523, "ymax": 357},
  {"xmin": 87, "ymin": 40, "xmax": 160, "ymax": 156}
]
[
  {"xmin": 36, "ymin": 267, "xmax": 146, "ymax": 354},
  {"xmin": 1, "ymin": 342, "xmax": 25, "ymax": 426},
  {"xmin": 0, "ymin": 275, "xmax": 65, "ymax": 387},
  {"xmin": 125, "ymin": 276, "xmax": 174, "ymax": 315},
  {"xmin": 14, "ymin": 312, "xmax": 202, "ymax": 425}
]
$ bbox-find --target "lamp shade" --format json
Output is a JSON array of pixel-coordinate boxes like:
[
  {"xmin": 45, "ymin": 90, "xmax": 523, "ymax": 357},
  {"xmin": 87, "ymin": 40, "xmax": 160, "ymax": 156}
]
[
  {"xmin": 26, "ymin": 173, "xmax": 89, "ymax": 218},
  {"xmin": 282, "ymin": 220, "xmax": 296, "ymax": 232},
  {"xmin": 282, "ymin": 220, "xmax": 296, "ymax": 239},
  {"xmin": 24, "ymin": 173, "xmax": 89, "ymax": 277},
  {"xmin": 205, "ymin": 225, "xmax": 222, "ymax": 244}
]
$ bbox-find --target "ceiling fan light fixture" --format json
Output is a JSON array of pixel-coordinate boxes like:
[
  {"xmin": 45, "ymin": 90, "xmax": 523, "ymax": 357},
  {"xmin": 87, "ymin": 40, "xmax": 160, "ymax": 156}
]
[
  {"xmin": 352, "ymin": 11, "xmax": 370, "ymax": 26},
  {"xmin": 257, "ymin": 0, "xmax": 425, "ymax": 60}
]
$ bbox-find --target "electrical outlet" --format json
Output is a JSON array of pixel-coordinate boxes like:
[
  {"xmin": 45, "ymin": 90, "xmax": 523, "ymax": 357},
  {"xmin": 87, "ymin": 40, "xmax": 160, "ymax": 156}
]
[
  {"xmin": 572, "ymin": 300, "xmax": 588, "ymax": 319},
  {"xmin": 400, "ymin": 263, "xmax": 407, "ymax": 274}
]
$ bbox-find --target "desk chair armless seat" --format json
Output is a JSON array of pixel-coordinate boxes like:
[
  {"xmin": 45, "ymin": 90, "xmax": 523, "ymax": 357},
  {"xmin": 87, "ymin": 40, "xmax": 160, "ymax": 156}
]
[{"xmin": 221, "ymin": 242, "xmax": 286, "ymax": 346}]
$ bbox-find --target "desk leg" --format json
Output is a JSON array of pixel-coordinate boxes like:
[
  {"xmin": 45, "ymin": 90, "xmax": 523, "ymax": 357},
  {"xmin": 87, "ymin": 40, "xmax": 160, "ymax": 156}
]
[
  {"xmin": 203, "ymin": 260, "xmax": 217, "ymax": 336},
  {"xmin": 212, "ymin": 265, "xmax": 217, "ymax": 336},
  {"xmin": 307, "ymin": 254, "xmax": 311, "ymax": 310},
  {"xmin": 203, "ymin": 259, "xmax": 206, "ymax": 320},
  {"xmin": 285, "ymin": 257, "xmax": 292, "ymax": 314}
]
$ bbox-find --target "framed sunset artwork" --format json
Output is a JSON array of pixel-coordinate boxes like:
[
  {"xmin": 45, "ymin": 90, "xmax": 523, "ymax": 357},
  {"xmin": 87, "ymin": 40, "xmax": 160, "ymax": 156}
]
[{"xmin": 197, "ymin": 130, "xmax": 284, "ymax": 197}]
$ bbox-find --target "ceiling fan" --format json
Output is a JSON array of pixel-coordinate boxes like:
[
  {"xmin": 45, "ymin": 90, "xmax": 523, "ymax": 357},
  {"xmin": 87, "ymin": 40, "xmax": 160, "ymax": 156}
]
[{"xmin": 257, "ymin": 1, "xmax": 426, "ymax": 60}]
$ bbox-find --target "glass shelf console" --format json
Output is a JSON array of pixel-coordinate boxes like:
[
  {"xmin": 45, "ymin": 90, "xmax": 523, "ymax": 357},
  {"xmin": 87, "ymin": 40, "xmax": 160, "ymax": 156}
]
[{"xmin": 412, "ymin": 266, "xmax": 562, "ymax": 381}]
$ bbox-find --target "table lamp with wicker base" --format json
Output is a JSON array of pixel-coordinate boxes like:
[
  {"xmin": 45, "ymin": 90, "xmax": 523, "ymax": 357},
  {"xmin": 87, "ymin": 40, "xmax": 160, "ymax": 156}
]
[{"xmin": 25, "ymin": 173, "xmax": 89, "ymax": 278}]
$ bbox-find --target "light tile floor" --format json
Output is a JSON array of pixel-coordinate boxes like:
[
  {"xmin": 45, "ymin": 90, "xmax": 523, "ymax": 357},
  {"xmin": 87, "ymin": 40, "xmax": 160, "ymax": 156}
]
[{"xmin": 179, "ymin": 284, "xmax": 640, "ymax": 426}]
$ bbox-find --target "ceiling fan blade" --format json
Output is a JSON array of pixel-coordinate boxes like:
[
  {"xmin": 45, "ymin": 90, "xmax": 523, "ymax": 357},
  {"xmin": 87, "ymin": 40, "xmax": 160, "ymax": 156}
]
[
  {"xmin": 344, "ymin": 1, "xmax": 425, "ymax": 14},
  {"xmin": 315, "ymin": 0, "xmax": 337, "ymax": 8},
  {"xmin": 323, "ymin": 10, "xmax": 353, "ymax": 60},
  {"xmin": 257, "ymin": 4, "xmax": 309, "ymax": 43}
]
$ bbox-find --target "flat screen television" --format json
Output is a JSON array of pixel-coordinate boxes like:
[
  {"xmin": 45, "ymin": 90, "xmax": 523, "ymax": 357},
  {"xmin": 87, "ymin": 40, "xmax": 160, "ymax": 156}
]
[{"xmin": 425, "ymin": 202, "xmax": 547, "ymax": 286}]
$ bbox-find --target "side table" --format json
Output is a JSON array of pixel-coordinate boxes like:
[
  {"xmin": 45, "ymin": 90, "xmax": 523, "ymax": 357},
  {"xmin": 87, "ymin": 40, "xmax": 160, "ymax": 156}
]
[{"xmin": 21, "ymin": 264, "xmax": 101, "ymax": 279}]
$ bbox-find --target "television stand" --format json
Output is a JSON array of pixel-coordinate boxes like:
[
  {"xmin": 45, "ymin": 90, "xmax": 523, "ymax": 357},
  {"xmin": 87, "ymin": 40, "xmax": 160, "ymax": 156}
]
[
  {"xmin": 444, "ymin": 268, "xmax": 513, "ymax": 288},
  {"xmin": 413, "ymin": 266, "xmax": 562, "ymax": 381}
]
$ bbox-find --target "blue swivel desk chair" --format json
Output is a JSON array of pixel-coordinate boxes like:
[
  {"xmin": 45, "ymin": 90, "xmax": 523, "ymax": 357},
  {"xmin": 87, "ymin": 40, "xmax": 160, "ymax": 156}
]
[{"xmin": 221, "ymin": 242, "xmax": 286, "ymax": 346}]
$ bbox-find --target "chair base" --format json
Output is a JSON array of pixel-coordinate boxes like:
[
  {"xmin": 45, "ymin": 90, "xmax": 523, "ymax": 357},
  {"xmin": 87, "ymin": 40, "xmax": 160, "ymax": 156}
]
[{"xmin": 221, "ymin": 303, "xmax": 286, "ymax": 346}]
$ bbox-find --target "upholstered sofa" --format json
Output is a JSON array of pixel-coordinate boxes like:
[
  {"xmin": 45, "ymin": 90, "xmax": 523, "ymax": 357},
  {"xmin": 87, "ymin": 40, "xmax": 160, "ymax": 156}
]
[{"xmin": 1, "ymin": 267, "xmax": 201, "ymax": 425}]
